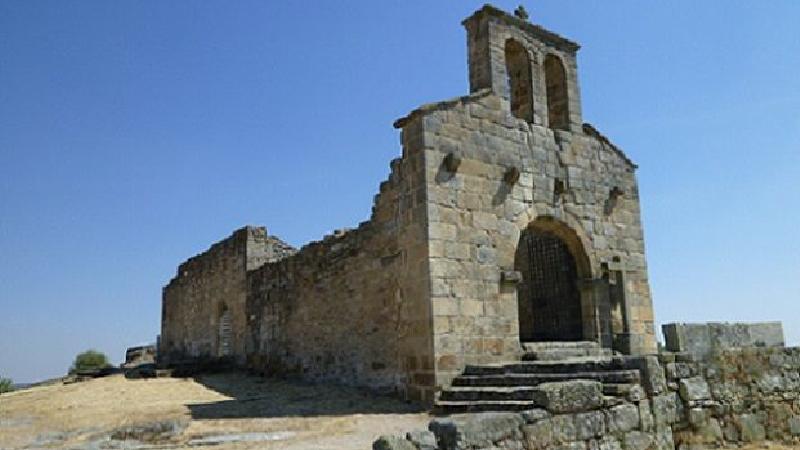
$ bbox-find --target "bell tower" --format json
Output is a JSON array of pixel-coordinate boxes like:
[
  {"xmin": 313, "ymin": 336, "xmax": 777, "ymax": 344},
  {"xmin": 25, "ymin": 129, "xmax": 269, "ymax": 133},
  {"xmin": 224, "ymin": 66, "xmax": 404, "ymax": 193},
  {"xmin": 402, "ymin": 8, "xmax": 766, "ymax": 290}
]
[{"xmin": 463, "ymin": 5, "xmax": 584, "ymax": 132}]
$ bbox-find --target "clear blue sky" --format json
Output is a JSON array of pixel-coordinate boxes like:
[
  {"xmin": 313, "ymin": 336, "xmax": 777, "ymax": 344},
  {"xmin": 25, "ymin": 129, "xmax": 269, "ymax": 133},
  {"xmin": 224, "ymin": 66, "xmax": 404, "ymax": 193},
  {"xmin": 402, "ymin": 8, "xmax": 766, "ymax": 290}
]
[{"xmin": 1, "ymin": 1, "xmax": 798, "ymax": 383}]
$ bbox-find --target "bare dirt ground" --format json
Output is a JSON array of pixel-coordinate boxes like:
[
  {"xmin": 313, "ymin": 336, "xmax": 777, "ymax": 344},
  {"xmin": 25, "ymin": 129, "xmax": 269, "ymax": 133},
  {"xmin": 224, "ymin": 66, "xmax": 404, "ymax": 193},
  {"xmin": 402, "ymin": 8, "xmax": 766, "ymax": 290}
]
[{"xmin": 0, "ymin": 373, "xmax": 430, "ymax": 449}]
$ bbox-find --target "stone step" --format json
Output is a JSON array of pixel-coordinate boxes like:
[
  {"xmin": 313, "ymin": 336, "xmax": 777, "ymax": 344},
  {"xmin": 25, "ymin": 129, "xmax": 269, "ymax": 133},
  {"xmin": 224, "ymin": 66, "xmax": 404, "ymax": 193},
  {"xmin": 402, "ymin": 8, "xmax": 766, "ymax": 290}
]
[
  {"xmin": 522, "ymin": 341, "xmax": 601, "ymax": 351},
  {"xmin": 452, "ymin": 369, "xmax": 640, "ymax": 387},
  {"xmin": 434, "ymin": 400, "xmax": 537, "ymax": 414},
  {"xmin": 463, "ymin": 357, "xmax": 619, "ymax": 376},
  {"xmin": 522, "ymin": 341, "xmax": 612, "ymax": 361},
  {"xmin": 439, "ymin": 386, "xmax": 539, "ymax": 402}
]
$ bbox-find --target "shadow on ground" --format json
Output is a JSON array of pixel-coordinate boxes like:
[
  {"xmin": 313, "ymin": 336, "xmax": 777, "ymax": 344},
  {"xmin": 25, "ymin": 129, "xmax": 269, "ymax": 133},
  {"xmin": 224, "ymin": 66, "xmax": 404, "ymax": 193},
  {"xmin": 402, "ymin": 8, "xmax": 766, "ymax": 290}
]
[{"xmin": 187, "ymin": 372, "xmax": 425, "ymax": 420}]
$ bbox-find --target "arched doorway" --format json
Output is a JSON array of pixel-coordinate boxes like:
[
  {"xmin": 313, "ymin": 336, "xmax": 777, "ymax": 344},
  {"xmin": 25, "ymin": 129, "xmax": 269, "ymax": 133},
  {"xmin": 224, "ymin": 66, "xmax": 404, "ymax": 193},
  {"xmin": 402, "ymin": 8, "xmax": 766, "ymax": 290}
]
[{"xmin": 515, "ymin": 218, "xmax": 589, "ymax": 342}]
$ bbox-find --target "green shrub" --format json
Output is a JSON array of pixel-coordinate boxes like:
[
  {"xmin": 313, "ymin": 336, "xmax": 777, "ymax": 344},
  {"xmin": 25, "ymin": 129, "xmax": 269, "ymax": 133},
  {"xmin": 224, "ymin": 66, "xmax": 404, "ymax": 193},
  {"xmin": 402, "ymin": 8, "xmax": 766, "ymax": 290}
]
[
  {"xmin": 0, "ymin": 377, "xmax": 13, "ymax": 394},
  {"xmin": 70, "ymin": 350, "xmax": 110, "ymax": 373}
]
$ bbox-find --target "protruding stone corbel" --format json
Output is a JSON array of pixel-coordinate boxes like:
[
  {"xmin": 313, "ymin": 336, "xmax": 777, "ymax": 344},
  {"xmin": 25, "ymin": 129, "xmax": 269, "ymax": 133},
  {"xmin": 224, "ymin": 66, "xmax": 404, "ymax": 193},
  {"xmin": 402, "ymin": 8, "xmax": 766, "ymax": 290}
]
[
  {"xmin": 504, "ymin": 167, "xmax": 520, "ymax": 185},
  {"xmin": 501, "ymin": 270, "xmax": 522, "ymax": 284},
  {"xmin": 444, "ymin": 152, "xmax": 461, "ymax": 173}
]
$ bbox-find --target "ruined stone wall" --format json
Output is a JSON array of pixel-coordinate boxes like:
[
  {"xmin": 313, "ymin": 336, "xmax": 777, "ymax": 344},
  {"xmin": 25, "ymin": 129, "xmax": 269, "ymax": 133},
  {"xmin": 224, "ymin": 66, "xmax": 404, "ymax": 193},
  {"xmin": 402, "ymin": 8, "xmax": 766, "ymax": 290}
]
[
  {"xmin": 160, "ymin": 226, "xmax": 293, "ymax": 365},
  {"xmin": 659, "ymin": 322, "xmax": 800, "ymax": 447},
  {"xmin": 245, "ymin": 151, "xmax": 435, "ymax": 402},
  {"xmin": 376, "ymin": 333, "xmax": 800, "ymax": 450},
  {"xmin": 395, "ymin": 87, "xmax": 655, "ymax": 390}
]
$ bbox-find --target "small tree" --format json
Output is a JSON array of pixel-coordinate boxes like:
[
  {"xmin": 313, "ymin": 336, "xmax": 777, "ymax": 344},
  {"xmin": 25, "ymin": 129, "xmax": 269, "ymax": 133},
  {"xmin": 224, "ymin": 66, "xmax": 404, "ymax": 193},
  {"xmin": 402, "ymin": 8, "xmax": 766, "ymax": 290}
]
[
  {"xmin": 0, "ymin": 377, "xmax": 13, "ymax": 394},
  {"xmin": 71, "ymin": 350, "xmax": 110, "ymax": 373}
]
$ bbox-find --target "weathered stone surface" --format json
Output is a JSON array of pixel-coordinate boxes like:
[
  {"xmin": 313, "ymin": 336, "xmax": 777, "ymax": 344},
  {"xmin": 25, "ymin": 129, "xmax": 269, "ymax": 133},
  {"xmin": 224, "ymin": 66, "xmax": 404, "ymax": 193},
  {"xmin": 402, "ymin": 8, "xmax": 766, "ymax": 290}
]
[
  {"xmin": 678, "ymin": 378, "xmax": 710, "ymax": 402},
  {"xmin": 523, "ymin": 413, "xmax": 579, "ymax": 449},
  {"xmin": 373, "ymin": 435, "xmax": 417, "ymax": 450},
  {"xmin": 589, "ymin": 436, "xmax": 622, "ymax": 450},
  {"xmin": 663, "ymin": 322, "xmax": 784, "ymax": 360},
  {"xmin": 651, "ymin": 394, "xmax": 679, "ymax": 425},
  {"xmin": 521, "ymin": 408, "xmax": 551, "ymax": 423},
  {"xmin": 789, "ymin": 416, "xmax": 800, "ymax": 436},
  {"xmin": 606, "ymin": 404, "xmax": 640, "ymax": 434},
  {"xmin": 406, "ymin": 430, "xmax": 437, "ymax": 450},
  {"xmin": 653, "ymin": 426, "xmax": 675, "ymax": 450},
  {"xmin": 638, "ymin": 400, "xmax": 654, "ymax": 432},
  {"xmin": 623, "ymin": 431, "xmax": 653, "ymax": 450},
  {"xmin": 686, "ymin": 408, "xmax": 708, "ymax": 429},
  {"xmin": 430, "ymin": 412, "xmax": 524, "ymax": 449},
  {"xmin": 664, "ymin": 363, "xmax": 694, "ymax": 381},
  {"xmin": 576, "ymin": 411, "xmax": 607, "ymax": 440},
  {"xmin": 736, "ymin": 414, "xmax": 766, "ymax": 442},
  {"xmin": 533, "ymin": 381, "xmax": 604, "ymax": 413}
]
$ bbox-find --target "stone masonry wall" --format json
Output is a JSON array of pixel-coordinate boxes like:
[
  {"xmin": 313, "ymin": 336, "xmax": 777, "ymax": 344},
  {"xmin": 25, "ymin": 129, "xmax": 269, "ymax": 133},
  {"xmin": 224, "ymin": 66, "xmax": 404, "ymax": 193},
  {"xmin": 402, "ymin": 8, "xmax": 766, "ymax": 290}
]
[
  {"xmin": 396, "ymin": 88, "xmax": 655, "ymax": 391},
  {"xmin": 392, "ymin": 5, "xmax": 657, "ymax": 393},
  {"xmin": 160, "ymin": 226, "xmax": 293, "ymax": 366},
  {"xmin": 245, "ymin": 150, "xmax": 435, "ymax": 403},
  {"xmin": 660, "ymin": 322, "xmax": 800, "ymax": 448}
]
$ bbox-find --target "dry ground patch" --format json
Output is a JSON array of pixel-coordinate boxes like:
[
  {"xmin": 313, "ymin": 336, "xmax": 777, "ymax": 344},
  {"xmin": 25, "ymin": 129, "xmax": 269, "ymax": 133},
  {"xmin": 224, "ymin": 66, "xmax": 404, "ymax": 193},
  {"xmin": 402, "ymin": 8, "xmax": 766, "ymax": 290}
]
[{"xmin": 0, "ymin": 373, "xmax": 429, "ymax": 449}]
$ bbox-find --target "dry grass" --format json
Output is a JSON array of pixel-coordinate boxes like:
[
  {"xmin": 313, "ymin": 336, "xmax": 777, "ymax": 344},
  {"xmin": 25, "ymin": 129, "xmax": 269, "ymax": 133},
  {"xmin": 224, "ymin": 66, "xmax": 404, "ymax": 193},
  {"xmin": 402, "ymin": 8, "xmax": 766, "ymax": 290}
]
[{"xmin": 0, "ymin": 373, "xmax": 430, "ymax": 449}]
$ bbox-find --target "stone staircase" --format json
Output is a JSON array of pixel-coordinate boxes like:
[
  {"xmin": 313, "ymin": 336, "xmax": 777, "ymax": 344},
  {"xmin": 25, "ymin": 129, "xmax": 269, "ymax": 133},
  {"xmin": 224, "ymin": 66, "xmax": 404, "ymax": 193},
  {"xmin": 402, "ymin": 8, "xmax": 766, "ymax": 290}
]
[
  {"xmin": 521, "ymin": 340, "xmax": 613, "ymax": 361},
  {"xmin": 435, "ymin": 341, "xmax": 643, "ymax": 414}
]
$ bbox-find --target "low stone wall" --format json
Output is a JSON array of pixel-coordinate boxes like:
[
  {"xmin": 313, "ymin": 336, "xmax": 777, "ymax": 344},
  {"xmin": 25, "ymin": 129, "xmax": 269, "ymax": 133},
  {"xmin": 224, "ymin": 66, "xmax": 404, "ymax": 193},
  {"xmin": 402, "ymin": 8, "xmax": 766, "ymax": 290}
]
[
  {"xmin": 662, "ymin": 322, "xmax": 784, "ymax": 360},
  {"xmin": 377, "ymin": 322, "xmax": 800, "ymax": 449},
  {"xmin": 375, "ymin": 378, "xmax": 674, "ymax": 450}
]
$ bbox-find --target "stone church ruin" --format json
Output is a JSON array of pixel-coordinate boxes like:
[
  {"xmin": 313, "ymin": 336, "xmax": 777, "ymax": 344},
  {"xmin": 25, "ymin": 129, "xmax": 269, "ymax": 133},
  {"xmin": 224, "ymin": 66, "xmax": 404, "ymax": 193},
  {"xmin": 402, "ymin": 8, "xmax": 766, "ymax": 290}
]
[
  {"xmin": 161, "ymin": 3, "xmax": 655, "ymax": 403},
  {"xmin": 161, "ymin": 7, "xmax": 800, "ymax": 449}
]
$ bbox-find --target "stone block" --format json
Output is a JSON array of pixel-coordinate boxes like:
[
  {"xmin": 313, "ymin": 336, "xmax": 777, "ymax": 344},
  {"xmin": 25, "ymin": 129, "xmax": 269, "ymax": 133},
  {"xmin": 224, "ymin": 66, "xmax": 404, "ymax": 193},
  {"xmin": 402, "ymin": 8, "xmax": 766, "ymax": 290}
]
[
  {"xmin": 789, "ymin": 416, "xmax": 800, "ymax": 436},
  {"xmin": 652, "ymin": 394, "xmax": 679, "ymax": 425},
  {"xmin": 521, "ymin": 408, "xmax": 551, "ymax": 423},
  {"xmin": 678, "ymin": 378, "xmax": 710, "ymax": 402},
  {"xmin": 589, "ymin": 436, "xmax": 623, "ymax": 450},
  {"xmin": 522, "ymin": 419, "xmax": 553, "ymax": 449},
  {"xmin": 430, "ymin": 412, "xmax": 523, "ymax": 450},
  {"xmin": 638, "ymin": 399, "xmax": 654, "ymax": 432},
  {"xmin": 653, "ymin": 426, "xmax": 675, "ymax": 450},
  {"xmin": 623, "ymin": 431, "xmax": 653, "ymax": 450},
  {"xmin": 662, "ymin": 322, "xmax": 785, "ymax": 360},
  {"xmin": 373, "ymin": 435, "xmax": 416, "ymax": 450},
  {"xmin": 665, "ymin": 363, "xmax": 695, "ymax": 381},
  {"xmin": 533, "ymin": 380, "xmax": 604, "ymax": 414},
  {"xmin": 697, "ymin": 418, "xmax": 723, "ymax": 444},
  {"xmin": 606, "ymin": 403, "xmax": 640, "ymax": 434},
  {"xmin": 736, "ymin": 414, "xmax": 766, "ymax": 442},
  {"xmin": 687, "ymin": 408, "xmax": 708, "ymax": 429},
  {"xmin": 406, "ymin": 430, "xmax": 437, "ymax": 450},
  {"xmin": 576, "ymin": 411, "xmax": 606, "ymax": 440}
]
